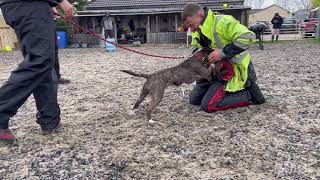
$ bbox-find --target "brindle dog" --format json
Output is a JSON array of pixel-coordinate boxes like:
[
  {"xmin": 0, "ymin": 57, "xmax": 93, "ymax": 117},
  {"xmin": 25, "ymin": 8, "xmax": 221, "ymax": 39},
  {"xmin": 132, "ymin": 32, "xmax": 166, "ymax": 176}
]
[{"xmin": 121, "ymin": 48, "xmax": 214, "ymax": 120}]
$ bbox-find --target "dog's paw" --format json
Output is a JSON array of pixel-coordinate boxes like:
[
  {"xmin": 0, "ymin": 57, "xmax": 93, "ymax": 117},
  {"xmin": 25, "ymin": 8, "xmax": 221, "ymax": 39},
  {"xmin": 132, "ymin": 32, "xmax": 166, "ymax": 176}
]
[{"xmin": 149, "ymin": 119, "xmax": 156, "ymax": 124}]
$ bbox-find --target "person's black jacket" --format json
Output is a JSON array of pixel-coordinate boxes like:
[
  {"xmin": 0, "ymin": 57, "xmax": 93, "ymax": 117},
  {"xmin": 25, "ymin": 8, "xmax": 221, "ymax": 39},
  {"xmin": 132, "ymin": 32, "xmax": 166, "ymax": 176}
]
[
  {"xmin": 0, "ymin": 0, "xmax": 62, "ymax": 6},
  {"xmin": 271, "ymin": 16, "xmax": 284, "ymax": 29}
]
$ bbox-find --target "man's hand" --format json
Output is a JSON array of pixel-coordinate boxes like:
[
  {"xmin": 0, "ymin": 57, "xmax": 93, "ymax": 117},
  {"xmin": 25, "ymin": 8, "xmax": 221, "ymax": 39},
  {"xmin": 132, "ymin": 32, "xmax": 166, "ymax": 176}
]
[
  {"xmin": 52, "ymin": 7, "xmax": 59, "ymax": 17},
  {"xmin": 59, "ymin": 0, "xmax": 73, "ymax": 19},
  {"xmin": 208, "ymin": 48, "xmax": 222, "ymax": 64}
]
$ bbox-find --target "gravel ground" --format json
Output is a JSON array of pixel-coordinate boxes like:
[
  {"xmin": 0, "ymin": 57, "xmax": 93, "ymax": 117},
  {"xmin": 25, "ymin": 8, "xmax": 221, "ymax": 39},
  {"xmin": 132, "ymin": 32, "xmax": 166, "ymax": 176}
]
[{"xmin": 0, "ymin": 41, "xmax": 319, "ymax": 179}]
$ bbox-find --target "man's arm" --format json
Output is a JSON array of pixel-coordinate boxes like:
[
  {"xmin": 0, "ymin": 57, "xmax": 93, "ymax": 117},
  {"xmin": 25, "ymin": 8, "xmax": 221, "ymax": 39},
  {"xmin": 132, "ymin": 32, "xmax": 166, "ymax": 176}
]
[
  {"xmin": 50, "ymin": 0, "xmax": 73, "ymax": 19},
  {"xmin": 59, "ymin": 0, "xmax": 73, "ymax": 19},
  {"xmin": 208, "ymin": 15, "xmax": 255, "ymax": 63},
  {"xmin": 279, "ymin": 17, "xmax": 284, "ymax": 25},
  {"xmin": 101, "ymin": 17, "xmax": 105, "ymax": 28},
  {"xmin": 220, "ymin": 15, "xmax": 256, "ymax": 60}
]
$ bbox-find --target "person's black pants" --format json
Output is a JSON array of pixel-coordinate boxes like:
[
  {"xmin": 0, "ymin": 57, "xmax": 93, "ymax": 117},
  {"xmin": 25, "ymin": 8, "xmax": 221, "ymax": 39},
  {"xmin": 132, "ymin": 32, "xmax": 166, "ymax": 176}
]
[
  {"xmin": 0, "ymin": 1, "xmax": 60, "ymax": 130},
  {"xmin": 104, "ymin": 30, "xmax": 113, "ymax": 39},
  {"xmin": 54, "ymin": 33, "xmax": 61, "ymax": 79},
  {"xmin": 189, "ymin": 62, "xmax": 257, "ymax": 113}
]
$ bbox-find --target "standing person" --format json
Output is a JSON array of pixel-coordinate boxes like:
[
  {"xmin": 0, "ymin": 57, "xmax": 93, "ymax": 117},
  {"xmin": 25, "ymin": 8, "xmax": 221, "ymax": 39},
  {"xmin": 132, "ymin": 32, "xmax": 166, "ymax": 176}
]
[
  {"xmin": 182, "ymin": 4, "xmax": 265, "ymax": 113},
  {"xmin": 101, "ymin": 13, "xmax": 113, "ymax": 39},
  {"xmin": 53, "ymin": 12, "xmax": 71, "ymax": 84},
  {"xmin": 271, "ymin": 13, "xmax": 284, "ymax": 42},
  {"xmin": 0, "ymin": 0, "xmax": 73, "ymax": 144}
]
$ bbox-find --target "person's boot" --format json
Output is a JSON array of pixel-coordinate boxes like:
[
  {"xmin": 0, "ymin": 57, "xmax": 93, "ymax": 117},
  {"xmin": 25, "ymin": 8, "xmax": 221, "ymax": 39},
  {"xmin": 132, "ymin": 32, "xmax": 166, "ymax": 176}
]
[
  {"xmin": 42, "ymin": 122, "xmax": 62, "ymax": 135},
  {"xmin": 276, "ymin": 35, "xmax": 279, "ymax": 42},
  {"xmin": 0, "ymin": 129, "xmax": 16, "ymax": 145},
  {"xmin": 271, "ymin": 35, "xmax": 274, "ymax": 43},
  {"xmin": 249, "ymin": 81, "xmax": 266, "ymax": 105},
  {"xmin": 58, "ymin": 77, "xmax": 71, "ymax": 84}
]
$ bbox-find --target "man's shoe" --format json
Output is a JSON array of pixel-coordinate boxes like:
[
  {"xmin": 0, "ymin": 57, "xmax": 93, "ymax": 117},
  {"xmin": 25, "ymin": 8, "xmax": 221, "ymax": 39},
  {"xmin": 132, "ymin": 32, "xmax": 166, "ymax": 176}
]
[
  {"xmin": 42, "ymin": 123, "xmax": 62, "ymax": 135},
  {"xmin": 58, "ymin": 78, "xmax": 71, "ymax": 84},
  {"xmin": 0, "ymin": 129, "xmax": 16, "ymax": 145},
  {"xmin": 249, "ymin": 82, "xmax": 266, "ymax": 105}
]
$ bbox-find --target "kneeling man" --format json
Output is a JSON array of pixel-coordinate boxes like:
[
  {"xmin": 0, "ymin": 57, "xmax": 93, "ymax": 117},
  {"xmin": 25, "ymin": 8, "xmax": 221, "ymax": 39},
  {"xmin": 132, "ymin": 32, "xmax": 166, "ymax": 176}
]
[{"xmin": 182, "ymin": 4, "xmax": 266, "ymax": 112}]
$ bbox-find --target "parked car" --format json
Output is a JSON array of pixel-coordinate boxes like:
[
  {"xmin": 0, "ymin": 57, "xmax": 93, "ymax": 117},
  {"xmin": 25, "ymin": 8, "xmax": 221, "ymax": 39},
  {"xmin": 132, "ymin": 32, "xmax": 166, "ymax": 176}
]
[
  {"xmin": 280, "ymin": 18, "xmax": 299, "ymax": 33},
  {"xmin": 301, "ymin": 7, "xmax": 319, "ymax": 38},
  {"xmin": 250, "ymin": 21, "xmax": 271, "ymax": 33}
]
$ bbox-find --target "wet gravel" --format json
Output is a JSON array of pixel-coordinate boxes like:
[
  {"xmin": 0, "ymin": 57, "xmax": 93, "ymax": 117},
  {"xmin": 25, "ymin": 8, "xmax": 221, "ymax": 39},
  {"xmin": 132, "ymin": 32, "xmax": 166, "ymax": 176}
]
[{"xmin": 0, "ymin": 41, "xmax": 319, "ymax": 179}]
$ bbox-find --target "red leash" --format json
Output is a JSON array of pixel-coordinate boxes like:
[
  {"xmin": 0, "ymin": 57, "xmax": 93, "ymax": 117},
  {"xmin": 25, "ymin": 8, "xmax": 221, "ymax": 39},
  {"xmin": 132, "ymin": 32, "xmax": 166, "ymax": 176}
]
[{"xmin": 54, "ymin": 13, "xmax": 185, "ymax": 59}]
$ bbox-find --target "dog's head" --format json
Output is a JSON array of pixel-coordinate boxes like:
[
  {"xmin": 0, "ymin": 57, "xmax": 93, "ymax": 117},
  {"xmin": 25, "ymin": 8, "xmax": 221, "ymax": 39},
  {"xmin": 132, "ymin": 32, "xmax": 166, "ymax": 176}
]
[
  {"xmin": 193, "ymin": 47, "xmax": 214, "ymax": 67},
  {"xmin": 185, "ymin": 48, "xmax": 214, "ymax": 81}
]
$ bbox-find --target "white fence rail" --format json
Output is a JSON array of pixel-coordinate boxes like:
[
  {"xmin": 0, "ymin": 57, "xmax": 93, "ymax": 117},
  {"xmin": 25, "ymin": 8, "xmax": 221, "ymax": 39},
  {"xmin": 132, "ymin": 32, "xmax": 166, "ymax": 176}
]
[{"xmin": 263, "ymin": 25, "xmax": 320, "ymax": 40}]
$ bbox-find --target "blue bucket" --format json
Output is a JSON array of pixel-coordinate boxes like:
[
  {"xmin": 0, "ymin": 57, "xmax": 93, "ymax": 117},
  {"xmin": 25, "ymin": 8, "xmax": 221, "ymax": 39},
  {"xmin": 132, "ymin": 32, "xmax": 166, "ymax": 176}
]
[
  {"xmin": 106, "ymin": 38, "xmax": 116, "ymax": 52},
  {"xmin": 57, "ymin": 31, "xmax": 67, "ymax": 49}
]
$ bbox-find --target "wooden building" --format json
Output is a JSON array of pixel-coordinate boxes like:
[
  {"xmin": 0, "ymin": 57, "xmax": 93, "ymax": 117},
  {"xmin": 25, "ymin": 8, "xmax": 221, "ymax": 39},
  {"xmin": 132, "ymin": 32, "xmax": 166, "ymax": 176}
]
[
  {"xmin": 74, "ymin": 0, "xmax": 250, "ymax": 45},
  {"xmin": 249, "ymin": 4, "xmax": 292, "ymax": 25}
]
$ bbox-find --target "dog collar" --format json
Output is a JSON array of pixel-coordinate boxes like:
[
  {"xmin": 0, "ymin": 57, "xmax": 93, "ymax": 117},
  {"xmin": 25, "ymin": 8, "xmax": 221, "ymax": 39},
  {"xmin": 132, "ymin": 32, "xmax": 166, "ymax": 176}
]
[{"xmin": 194, "ymin": 50, "xmax": 209, "ymax": 66}]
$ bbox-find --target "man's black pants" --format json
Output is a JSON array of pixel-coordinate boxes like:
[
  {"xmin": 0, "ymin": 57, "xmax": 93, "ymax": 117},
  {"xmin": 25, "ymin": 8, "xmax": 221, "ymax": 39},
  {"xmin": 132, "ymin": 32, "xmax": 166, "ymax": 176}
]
[
  {"xmin": 189, "ymin": 62, "xmax": 257, "ymax": 112},
  {"xmin": 54, "ymin": 33, "xmax": 61, "ymax": 79},
  {"xmin": 0, "ymin": 1, "xmax": 60, "ymax": 130}
]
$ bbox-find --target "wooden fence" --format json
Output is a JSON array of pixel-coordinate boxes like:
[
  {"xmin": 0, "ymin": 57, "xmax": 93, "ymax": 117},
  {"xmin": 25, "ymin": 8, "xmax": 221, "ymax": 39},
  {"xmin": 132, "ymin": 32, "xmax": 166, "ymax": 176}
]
[
  {"xmin": 70, "ymin": 33, "xmax": 101, "ymax": 46},
  {"xmin": 147, "ymin": 32, "xmax": 188, "ymax": 44}
]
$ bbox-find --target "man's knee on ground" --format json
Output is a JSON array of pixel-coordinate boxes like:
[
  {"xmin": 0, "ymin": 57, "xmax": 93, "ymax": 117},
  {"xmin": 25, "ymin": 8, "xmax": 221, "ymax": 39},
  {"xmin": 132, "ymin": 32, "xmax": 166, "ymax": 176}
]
[
  {"xmin": 189, "ymin": 94, "xmax": 202, "ymax": 106},
  {"xmin": 200, "ymin": 100, "xmax": 214, "ymax": 113}
]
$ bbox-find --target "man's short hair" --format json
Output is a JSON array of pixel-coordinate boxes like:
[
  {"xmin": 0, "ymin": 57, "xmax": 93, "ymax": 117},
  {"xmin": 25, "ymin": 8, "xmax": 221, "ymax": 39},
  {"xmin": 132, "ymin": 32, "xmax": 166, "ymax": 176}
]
[{"xmin": 181, "ymin": 4, "xmax": 203, "ymax": 21}]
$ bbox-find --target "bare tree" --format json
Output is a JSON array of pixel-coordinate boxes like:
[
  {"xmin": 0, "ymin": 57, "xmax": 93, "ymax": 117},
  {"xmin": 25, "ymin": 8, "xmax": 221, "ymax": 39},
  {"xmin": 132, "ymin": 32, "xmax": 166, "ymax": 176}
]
[
  {"xmin": 294, "ymin": 0, "xmax": 311, "ymax": 9},
  {"xmin": 245, "ymin": 0, "xmax": 265, "ymax": 9},
  {"xmin": 276, "ymin": 0, "xmax": 293, "ymax": 12},
  {"xmin": 244, "ymin": 0, "xmax": 255, "ymax": 8},
  {"xmin": 255, "ymin": 0, "xmax": 266, "ymax": 9}
]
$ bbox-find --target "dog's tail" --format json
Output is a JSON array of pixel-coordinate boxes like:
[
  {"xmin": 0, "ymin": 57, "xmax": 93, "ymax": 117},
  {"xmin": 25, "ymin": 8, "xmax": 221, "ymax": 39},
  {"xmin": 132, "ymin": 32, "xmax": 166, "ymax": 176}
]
[{"xmin": 120, "ymin": 70, "xmax": 149, "ymax": 78}]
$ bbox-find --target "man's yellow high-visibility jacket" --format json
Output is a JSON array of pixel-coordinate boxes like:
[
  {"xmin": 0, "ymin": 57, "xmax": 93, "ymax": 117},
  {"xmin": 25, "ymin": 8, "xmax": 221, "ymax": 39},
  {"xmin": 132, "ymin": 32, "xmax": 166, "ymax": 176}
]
[{"xmin": 191, "ymin": 9, "xmax": 256, "ymax": 92}]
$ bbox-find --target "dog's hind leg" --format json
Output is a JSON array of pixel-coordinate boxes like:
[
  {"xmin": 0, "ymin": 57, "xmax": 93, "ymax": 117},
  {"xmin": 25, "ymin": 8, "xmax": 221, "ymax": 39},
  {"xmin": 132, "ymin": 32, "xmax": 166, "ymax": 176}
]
[
  {"xmin": 146, "ymin": 86, "xmax": 165, "ymax": 120},
  {"xmin": 133, "ymin": 88, "xmax": 149, "ymax": 109}
]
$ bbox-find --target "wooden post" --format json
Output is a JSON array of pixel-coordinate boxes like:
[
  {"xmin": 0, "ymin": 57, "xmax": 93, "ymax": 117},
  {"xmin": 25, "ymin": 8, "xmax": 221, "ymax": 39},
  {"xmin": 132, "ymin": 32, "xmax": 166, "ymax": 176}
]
[
  {"xmin": 317, "ymin": 8, "xmax": 320, "ymax": 39},
  {"xmin": 240, "ymin": 11, "xmax": 245, "ymax": 25},
  {"xmin": 147, "ymin": 16, "xmax": 150, "ymax": 43},
  {"xmin": 92, "ymin": 17, "xmax": 95, "ymax": 32},
  {"xmin": 113, "ymin": 16, "xmax": 117, "ymax": 44},
  {"xmin": 156, "ymin": 15, "xmax": 159, "ymax": 32},
  {"xmin": 187, "ymin": 28, "xmax": 189, "ymax": 46},
  {"xmin": 175, "ymin": 14, "xmax": 178, "ymax": 32}
]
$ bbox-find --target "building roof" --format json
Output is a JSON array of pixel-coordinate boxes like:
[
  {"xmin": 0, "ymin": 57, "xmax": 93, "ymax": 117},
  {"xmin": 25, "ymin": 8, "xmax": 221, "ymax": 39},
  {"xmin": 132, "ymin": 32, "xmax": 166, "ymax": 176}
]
[
  {"xmin": 294, "ymin": 9, "xmax": 310, "ymax": 14},
  {"xmin": 81, "ymin": 0, "xmax": 249, "ymax": 16},
  {"xmin": 86, "ymin": 0, "xmax": 245, "ymax": 10},
  {"xmin": 78, "ymin": 6, "xmax": 249, "ymax": 16}
]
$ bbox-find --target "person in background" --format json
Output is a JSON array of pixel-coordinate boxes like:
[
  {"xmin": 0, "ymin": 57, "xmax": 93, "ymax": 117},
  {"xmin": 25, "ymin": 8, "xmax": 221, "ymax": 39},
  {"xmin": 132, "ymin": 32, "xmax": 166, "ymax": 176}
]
[
  {"xmin": 271, "ymin": 13, "xmax": 283, "ymax": 42},
  {"xmin": 0, "ymin": 0, "xmax": 73, "ymax": 144},
  {"xmin": 101, "ymin": 13, "xmax": 113, "ymax": 39}
]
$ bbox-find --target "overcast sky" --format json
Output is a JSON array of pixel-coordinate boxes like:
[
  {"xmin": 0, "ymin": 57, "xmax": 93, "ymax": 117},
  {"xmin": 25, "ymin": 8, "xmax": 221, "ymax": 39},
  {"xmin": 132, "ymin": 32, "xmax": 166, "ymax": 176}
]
[
  {"xmin": 264, "ymin": 0, "xmax": 275, "ymax": 7},
  {"xmin": 251, "ymin": 0, "xmax": 304, "ymax": 12}
]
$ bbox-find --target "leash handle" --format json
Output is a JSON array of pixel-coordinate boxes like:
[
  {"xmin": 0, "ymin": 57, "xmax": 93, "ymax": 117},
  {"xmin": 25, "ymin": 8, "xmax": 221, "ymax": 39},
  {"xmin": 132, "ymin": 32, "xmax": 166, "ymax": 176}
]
[{"xmin": 53, "ymin": 12, "xmax": 185, "ymax": 59}]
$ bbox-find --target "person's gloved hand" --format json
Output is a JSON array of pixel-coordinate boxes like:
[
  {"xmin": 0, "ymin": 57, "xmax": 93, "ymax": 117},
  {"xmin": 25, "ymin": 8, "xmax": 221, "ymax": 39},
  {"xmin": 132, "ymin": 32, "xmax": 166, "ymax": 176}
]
[{"xmin": 59, "ymin": 0, "xmax": 73, "ymax": 19}]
